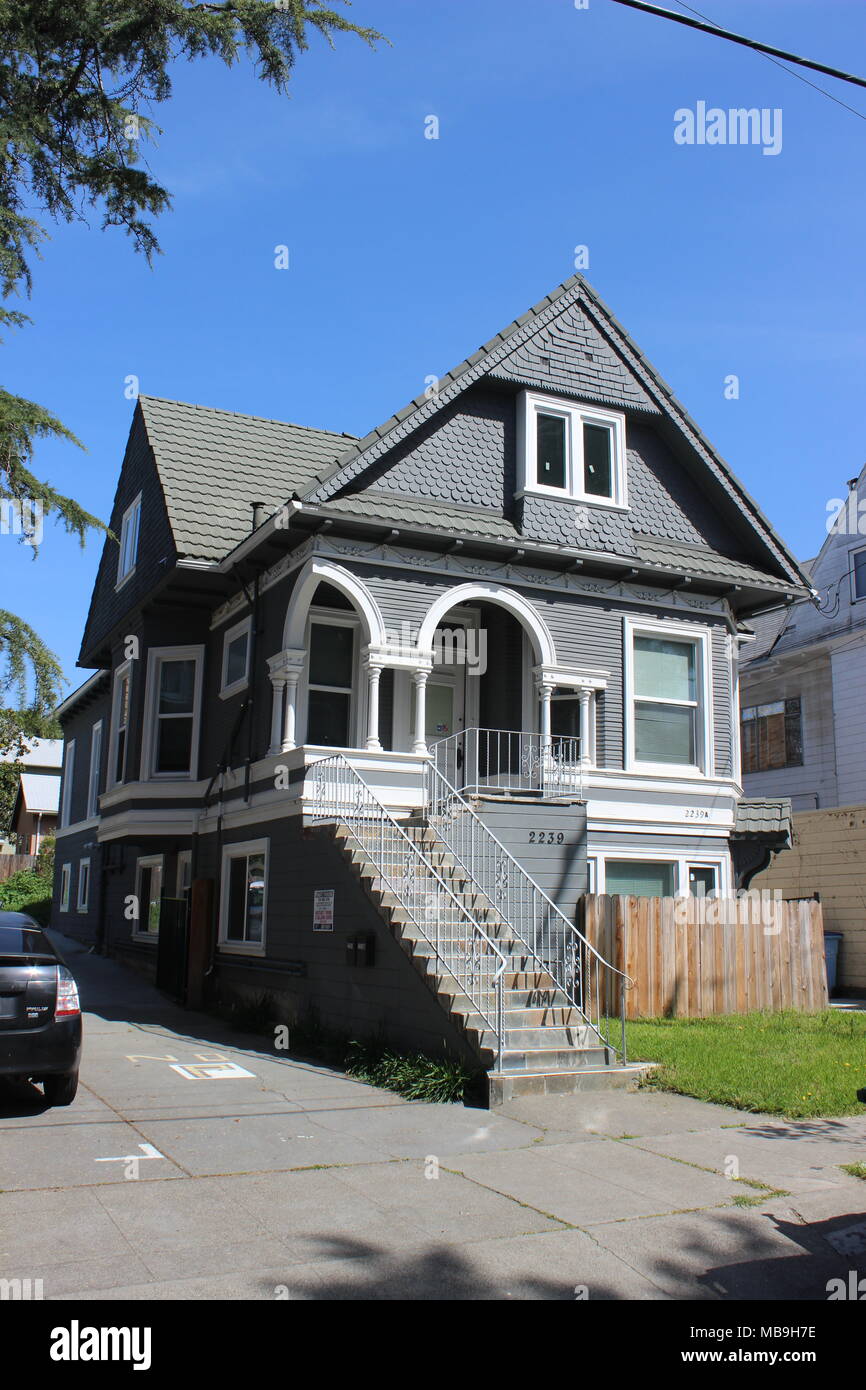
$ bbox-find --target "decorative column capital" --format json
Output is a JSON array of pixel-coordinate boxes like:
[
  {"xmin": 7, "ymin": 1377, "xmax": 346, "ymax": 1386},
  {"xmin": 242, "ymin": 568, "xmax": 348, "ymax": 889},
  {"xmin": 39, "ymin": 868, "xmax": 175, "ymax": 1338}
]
[{"xmin": 267, "ymin": 648, "xmax": 305, "ymax": 685}]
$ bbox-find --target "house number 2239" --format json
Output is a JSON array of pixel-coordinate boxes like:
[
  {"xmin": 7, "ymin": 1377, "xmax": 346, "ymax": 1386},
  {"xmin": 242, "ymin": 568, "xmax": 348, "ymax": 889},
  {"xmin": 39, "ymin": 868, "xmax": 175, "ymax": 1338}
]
[
  {"xmin": 685, "ymin": 809, "xmax": 709, "ymax": 820},
  {"xmin": 528, "ymin": 831, "xmax": 566, "ymax": 844}
]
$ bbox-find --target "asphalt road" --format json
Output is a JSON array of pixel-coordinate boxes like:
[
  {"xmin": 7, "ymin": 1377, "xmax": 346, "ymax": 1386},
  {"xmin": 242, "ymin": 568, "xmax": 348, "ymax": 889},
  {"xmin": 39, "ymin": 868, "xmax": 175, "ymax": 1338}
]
[{"xmin": 1, "ymin": 934, "xmax": 865, "ymax": 1300}]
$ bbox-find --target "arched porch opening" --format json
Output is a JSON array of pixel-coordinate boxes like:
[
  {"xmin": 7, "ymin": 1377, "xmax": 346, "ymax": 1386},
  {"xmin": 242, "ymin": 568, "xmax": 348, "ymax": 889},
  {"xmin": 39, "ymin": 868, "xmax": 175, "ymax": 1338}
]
[{"xmin": 269, "ymin": 560, "xmax": 387, "ymax": 753}]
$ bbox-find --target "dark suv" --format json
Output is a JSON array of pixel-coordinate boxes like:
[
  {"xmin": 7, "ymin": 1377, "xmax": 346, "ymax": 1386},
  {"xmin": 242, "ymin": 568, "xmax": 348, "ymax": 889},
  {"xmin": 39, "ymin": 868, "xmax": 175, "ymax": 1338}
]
[{"xmin": 0, "ymin": 913, "xmax": 82, "ymax": 1105}]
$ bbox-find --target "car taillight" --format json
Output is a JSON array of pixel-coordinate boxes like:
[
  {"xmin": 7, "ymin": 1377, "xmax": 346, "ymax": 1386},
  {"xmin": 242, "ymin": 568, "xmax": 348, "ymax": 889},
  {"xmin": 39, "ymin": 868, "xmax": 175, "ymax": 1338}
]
[{"xmin": 55, "ymin": 966, "xmax": 80, "ymax": 1019}]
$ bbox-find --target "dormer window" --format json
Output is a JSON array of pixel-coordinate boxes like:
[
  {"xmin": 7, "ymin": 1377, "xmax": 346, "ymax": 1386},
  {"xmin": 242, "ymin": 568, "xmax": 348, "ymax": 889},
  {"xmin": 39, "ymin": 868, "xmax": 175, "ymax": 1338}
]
[
  {"xmin": 518, "ymin": 392, "xmax": 627, "ymax": 508},
  {"xmin": 117, "ymin": 493, "xmax": 142, "ymax": 585}
]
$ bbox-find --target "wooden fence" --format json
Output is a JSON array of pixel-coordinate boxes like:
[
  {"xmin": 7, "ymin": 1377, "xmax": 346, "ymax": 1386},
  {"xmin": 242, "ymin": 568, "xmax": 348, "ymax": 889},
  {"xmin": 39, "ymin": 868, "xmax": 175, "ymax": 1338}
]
[
  {"xmin": 0, "ymin": 854, "xmax": 36, "ymax": 884},
  {"xmin": 581, "ymin": 893, "xmax": 828, "ymax": 1018}
]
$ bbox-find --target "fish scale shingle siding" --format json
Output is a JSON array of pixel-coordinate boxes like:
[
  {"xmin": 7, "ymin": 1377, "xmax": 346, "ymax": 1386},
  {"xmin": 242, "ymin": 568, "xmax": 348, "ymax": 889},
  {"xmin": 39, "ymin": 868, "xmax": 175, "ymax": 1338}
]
[
  {"xmin": 335, "ymin": 388, "xmax": 515, "ymax": 515},
  {"xmin": 332, "ymin": 384, "xmax": 762, "ymax": 563},
  {"xmin": 488, "ymin": 297, "xmax": 659, "ymax": 413}
]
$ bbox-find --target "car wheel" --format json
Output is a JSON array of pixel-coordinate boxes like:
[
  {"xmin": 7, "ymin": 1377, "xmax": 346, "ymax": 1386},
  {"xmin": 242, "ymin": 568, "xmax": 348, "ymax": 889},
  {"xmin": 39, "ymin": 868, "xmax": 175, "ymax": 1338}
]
[{"xmin": 41, "ymin": 1071, "xmax": 79, "ymax": 1106}]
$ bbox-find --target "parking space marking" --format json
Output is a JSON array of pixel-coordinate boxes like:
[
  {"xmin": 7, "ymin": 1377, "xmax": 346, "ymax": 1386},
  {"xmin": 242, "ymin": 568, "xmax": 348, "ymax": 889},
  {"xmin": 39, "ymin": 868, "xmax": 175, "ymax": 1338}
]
[{"xmin": 170, "ymin": 1062, "xmax": 256, "ymax": 1080}]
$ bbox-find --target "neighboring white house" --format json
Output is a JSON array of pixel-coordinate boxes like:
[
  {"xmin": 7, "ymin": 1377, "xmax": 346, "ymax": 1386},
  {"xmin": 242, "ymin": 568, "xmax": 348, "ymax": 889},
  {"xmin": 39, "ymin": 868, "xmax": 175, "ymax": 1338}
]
[
  {"xmin": 740, "ymin": 464, "xmax": 866, "ymax": 993},
  {"xmin": 4, "ymin": 738, "xmax": 63, "ymax": 855}
]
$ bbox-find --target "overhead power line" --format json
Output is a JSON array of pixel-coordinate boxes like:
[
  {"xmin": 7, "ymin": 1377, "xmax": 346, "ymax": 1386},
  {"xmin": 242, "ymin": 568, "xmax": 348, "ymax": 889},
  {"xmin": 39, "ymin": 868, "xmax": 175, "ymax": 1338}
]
[
  {"xmin": 669, "ymin": 0, "xmax": 866, "ymax": 123},
  {"xmin": 608, "ymin": 0, "xmax": 866, "ymax": 91}
]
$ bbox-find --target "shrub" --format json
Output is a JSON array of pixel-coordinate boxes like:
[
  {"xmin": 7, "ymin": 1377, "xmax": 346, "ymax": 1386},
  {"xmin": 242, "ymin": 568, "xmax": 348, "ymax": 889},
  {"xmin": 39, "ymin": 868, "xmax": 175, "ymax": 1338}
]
[
  {"xmin": 0, "ymin": 864, "xmax": 53, "ymax": 924},
  {"xmin": 345, "ymin": 1039, "xmax": 476, "ymax": 1104}
]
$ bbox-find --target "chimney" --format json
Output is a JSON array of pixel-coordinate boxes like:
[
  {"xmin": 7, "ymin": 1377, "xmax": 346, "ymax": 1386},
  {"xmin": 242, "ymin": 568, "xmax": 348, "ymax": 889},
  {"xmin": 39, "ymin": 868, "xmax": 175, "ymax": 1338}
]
[{"xmin": 250, "ymin": 501, "xmax": 266, "ymax": 532}]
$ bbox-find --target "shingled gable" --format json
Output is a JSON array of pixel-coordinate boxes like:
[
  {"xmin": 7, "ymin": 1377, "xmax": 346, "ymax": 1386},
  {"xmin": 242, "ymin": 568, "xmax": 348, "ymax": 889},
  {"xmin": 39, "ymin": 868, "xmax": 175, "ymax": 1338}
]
[{"xmin": 301, "ymin": 274, "xmax": 809, "ymax": 594}]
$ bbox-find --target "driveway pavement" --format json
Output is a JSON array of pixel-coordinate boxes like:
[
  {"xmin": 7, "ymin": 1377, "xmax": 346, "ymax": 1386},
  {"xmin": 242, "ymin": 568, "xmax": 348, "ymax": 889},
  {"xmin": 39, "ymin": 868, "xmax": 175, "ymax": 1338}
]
[{"xmin": 1, "ymin": 934, "xmax": 864, "ymax": 1300}]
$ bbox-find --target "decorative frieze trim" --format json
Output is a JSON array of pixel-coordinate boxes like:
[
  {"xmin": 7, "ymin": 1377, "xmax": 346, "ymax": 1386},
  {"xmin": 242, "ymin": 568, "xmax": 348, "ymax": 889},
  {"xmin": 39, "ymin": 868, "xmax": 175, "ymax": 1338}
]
[{"xmin": 209, "ymin": 531, "xmax": 735, "ymax": 633}]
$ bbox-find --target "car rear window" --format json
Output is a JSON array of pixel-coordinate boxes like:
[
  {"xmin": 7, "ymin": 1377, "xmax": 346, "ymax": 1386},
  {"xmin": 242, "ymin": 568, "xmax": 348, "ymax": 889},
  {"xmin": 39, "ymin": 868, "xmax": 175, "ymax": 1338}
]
[{"xmin": 0, "ymin": 924, "xmax": 55, "ymax": 957}]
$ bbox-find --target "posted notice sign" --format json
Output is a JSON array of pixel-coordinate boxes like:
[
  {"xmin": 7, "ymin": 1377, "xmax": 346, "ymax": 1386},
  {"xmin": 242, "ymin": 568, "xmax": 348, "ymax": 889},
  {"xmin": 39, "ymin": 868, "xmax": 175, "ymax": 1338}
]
[{"xmin": 313, "ymin": 888, "xmax": 335, "ymax": 931}]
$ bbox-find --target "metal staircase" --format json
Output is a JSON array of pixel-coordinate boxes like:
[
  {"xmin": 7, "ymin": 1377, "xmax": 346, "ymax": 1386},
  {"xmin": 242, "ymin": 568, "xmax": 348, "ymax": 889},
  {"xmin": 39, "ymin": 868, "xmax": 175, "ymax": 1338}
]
[{"xmin": 311, "ymin": 753, "xmax": 635, "ymax": 1101}]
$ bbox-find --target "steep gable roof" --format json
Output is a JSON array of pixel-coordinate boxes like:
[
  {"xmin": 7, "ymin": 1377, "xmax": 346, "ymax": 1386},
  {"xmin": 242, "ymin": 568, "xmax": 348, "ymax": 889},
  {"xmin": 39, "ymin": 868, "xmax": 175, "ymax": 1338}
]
[{"xmin": 303, "ymin": 274, "xmax": 809, "ymax": 592}]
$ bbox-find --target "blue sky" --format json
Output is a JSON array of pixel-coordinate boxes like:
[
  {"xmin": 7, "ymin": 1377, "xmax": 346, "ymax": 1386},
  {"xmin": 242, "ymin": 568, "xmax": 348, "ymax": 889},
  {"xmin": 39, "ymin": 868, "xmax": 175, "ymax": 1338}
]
[{"xmin": 5, "ymin": 0, "xmax": 866, "ymax": 697}]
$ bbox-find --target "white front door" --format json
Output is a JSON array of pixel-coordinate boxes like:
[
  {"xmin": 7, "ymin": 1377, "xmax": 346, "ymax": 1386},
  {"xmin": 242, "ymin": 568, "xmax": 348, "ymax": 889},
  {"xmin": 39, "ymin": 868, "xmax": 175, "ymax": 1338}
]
[
  {"xmin": 412, "ymin": 669, "xmax": 465, "ymax": 746},
  {"xmin": 394, "ymin": 607, "xmax": 479, "ymax": 751}
]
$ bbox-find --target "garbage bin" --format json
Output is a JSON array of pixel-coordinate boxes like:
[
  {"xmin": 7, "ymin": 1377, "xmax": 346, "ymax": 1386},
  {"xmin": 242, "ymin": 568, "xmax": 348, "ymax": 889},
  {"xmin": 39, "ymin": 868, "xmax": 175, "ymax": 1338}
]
[{"xmin": 824, "ymin": 931, "xmax": 843, "ymax": 996}]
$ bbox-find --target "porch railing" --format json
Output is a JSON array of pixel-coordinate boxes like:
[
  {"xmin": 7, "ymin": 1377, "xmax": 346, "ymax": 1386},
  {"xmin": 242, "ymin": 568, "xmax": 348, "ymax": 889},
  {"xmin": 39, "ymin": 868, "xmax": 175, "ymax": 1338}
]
[
  {"xmin": 310, "ymin": 753, "xmax": 507, "ymax": 1068},
  {"xmin": 424, "ymin": 759, "xmax": 631, "ymax": 1063},
  {"xmin": 431, "ymin": 727, "xmax": 583, "ymax": 798}
]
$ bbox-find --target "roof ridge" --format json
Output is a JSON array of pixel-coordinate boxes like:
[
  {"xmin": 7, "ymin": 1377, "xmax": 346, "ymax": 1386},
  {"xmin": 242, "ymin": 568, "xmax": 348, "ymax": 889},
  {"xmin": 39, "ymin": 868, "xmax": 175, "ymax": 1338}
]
[
  {"xmin": 303, "ymin": 273, "xmax": 590, "ymax": 494},
  {"xmin": 138, "ymin": 394, "xmax": 356, "ymax": 441}
]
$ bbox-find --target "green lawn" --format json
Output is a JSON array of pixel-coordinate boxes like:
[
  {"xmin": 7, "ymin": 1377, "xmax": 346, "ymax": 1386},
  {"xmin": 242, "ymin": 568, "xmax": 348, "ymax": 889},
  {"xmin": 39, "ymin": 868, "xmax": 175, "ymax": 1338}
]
[{"xmin": 617, "ymin": 1009, "xmax": 866, "ymax": 1118}]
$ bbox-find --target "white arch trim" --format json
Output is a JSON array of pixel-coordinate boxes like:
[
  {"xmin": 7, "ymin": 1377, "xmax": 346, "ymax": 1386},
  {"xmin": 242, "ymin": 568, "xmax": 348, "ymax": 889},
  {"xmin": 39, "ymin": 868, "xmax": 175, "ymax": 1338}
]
[
  {"xmin": 282, "ymin": 558, "xmax": 387, "ymax": 650},
  {"xmin": 416, "ymin": 582, "xmax": 557, "ymax": 666}
]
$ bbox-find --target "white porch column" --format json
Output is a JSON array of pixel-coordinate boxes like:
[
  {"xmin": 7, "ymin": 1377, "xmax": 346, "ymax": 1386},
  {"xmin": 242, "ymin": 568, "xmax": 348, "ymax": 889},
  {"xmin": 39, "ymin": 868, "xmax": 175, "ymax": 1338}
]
[
  {"xmin": 365, "ymin": 661, "xmax": 383, "ymax": 751},
  {"xmin": 267, "ymin": 649, "xmax": 306, "ymax": 754},
  {"xmin": 579, "ymin": 688, "xmax": 593, "ymax": 768},
  {"xmin": 538, "ymin": 679, "xmax": 554, "ymax": 744},
  {"xmin": 268, "ymin": 676, "xmax": 285, "ymax": 756},
  {"xmin": 282, "ymin": 670, "xmax": 301, "ymax": 752},
  {"xmin": 412, "ymin": 669, "xmax": 430, "ymax": 754}
]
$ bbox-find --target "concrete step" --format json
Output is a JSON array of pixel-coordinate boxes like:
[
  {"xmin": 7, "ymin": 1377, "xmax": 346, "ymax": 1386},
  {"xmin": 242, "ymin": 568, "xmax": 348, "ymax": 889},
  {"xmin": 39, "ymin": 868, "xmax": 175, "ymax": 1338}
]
[
  {"xmin": 499, "ymin": 1046, "xmax": 609, "ymax": 1072},
  {"xmin": 488, "ymin": 1062, "xmax": 656, "ymax": 1105},
  {"xmin": 503, "ymin": 972, "xmax": 558, "ymax": 991},
  {"xmin": 503, "ymin": 1025, "xmax": 593, "ymax": 1049}
]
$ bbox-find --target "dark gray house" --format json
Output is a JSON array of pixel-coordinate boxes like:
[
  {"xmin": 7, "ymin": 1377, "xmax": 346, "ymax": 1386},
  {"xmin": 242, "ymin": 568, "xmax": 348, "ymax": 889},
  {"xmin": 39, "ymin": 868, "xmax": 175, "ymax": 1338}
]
[{"xmin": 53, "ymin": 274, "xmax": 808, "ymax": 1098}]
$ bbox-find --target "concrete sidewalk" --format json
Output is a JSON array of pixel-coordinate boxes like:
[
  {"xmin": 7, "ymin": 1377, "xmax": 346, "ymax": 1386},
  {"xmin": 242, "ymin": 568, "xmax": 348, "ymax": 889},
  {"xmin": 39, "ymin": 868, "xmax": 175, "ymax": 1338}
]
[{"xmin": 1, "ymin": 934, "xmax": 864, "ymax": 1300}]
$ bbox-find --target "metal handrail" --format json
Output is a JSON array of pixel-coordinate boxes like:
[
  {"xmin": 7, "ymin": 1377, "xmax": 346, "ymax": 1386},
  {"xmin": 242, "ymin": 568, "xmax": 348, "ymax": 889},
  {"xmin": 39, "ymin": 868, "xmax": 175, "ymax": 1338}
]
[
  {"xmin": 309, "ymin": 753, "xmax": 507, "ymax": 1069},
  {"xmin": 424, "ymin": 757, "xmax": 633, "ymax": 1062},
  {"xmin": 432, "ymin": 727, "xmax": 583, "ymax": 798}
]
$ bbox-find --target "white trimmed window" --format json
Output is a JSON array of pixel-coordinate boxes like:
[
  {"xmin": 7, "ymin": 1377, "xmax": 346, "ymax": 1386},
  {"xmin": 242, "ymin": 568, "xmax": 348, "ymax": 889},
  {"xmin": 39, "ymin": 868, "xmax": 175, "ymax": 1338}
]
[
  {"xmin": 87, "ymin": 719, "xmax": 103, "ymax": 818},
  {"xmin": 135, "ymin": 855, "xmax": 163, "ymax": 936},
  {"xmin": 303, "ymin": 611, "xmax": 359, "ymax": 748},
  {"xmin": 59, "ymin": 862, "xmax": 72, "ymax": 912},
  {"xmin": 219, "ymin": 840, "xmax": 268, "ymax": 952},
  {"xmin": 220, "ymin": 616, "xmax": 251, "ymax": 697},
  {"xmin": 851, "ymin": 547, "xmax": 866, "ymax": 602},
  {"xmin": 77, "ymin": 858, "xmax": 91, "ymax": 912},
  {"xmin": 141, "ymin": 646, "xmax": 204, "ymax": 779},
  {"xmin": 518, "ymin": 392, "xmax": 627, "ymax": 507},
  {"xmin": 594, "ymin": 857, "xmax": 722, "ymax": 898},
  {"xmin": 60, "ymin": 739, "xmax": 76, "ymax": 828},
  {"xmin": 117, "ymin": 493, "xmax": 142, "ymax": 586},
  {"xmin": 625, "ymin": 618, "xmax": 711, "ymax": 775},
  {"xmin": 109, "ymin": 662, "xmax": 132, "ymax": 787}
]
